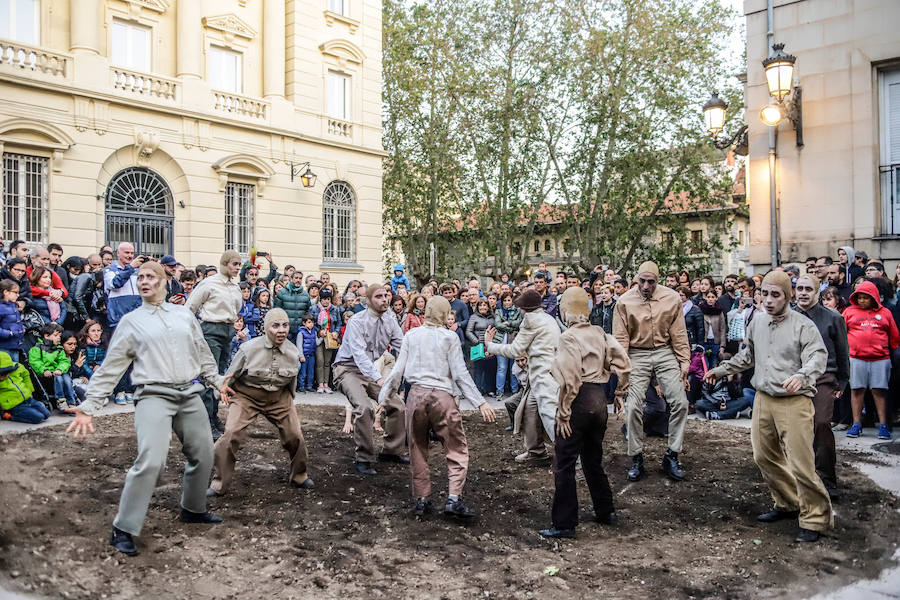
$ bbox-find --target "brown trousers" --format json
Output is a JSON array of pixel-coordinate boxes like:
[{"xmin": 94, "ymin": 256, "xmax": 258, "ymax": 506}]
[
  {"xmin": 210, "ymin": 381, "xmax": 309, "ymax": 494},
  {"xmin": 333, "ymin": 363, "xmax": 406, "ymax": 463},
  {"xmin": 751, "ymin": 391, "xmax": 833, "ymax": 531},
  {"xmin": 406, "ymin": 385, "xmax": 469, "ymax": 498},
  {"xmin": 812, "ymin": 373, "xmax": 838, "ymax": 490},
  {"xmin": 511, "ymin": 385, "xmax": 550, "ymax": 457}
]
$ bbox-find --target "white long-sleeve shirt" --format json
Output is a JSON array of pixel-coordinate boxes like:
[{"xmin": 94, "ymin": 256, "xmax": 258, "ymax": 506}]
[
  {"xmin": 334, "ymin": 308, "xmax": 404, "ymax": 381},
  {"xmin": 79, "ymin": 301, "xmax": 222, "ymax": 415},
  {"xmin": 377, "ymin": 324, "xmax": 484, "ymax": 408}
]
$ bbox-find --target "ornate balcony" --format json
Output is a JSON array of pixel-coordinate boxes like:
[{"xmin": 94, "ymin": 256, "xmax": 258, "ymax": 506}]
[
  {"xmin": 0, "ymin": 38, "xmax": 68, "ymax": 78},
  {"xmin": 327, "ymin": 117, "xmax": 352, "ymax": 138},
  {"xmin": 213, "ymin": 91, "xmax": 269, "ymax": 120},
  {"xmin": 111, "ymin": 67, "xmax": 178, "ymax": 100}
]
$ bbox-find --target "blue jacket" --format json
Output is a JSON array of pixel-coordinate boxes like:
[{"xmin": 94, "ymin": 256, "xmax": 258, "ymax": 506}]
[
  {"xmin": 0, "ymin": 300, "xmax": 24, "ymax": 352},
  {"xmin": 239, "ymin": 300, "xmax": 261, "ymax": 337},
  {"xmin": 33, "ymin": 296, "xmax": 67, "ymax": 326},
  {"xmin": 82, "ymin": 344, "xmax": 107, "ymax": 377},
  {"xmin": 309, "ymin": 303, "xmax": 341, "ymax": 336},
  {"xmin": 297, "ymin": 326, "xmax": 317, "ymax": 356},
  {"xmin": 390, "ymin": 264, "xmax": 410, "ymax": 292},
  {"xmin": 103, "ymin": 262, "xmax": 141, "ymax": 328}
]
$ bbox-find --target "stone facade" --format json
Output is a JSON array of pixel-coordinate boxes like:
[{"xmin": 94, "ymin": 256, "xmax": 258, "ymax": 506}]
[
  {"xmin": 744, "ymin": 0, "xmax": 900, "ymax": 268},
  {"xmin": 0, "ymin": 0, "xmax": 384, "ymax": 283}
]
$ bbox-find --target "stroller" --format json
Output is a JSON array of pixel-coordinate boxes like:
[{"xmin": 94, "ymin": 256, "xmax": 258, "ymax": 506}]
[{"xmin": 20, "ymin": 308, "xmax": 55, "ymax": 412}]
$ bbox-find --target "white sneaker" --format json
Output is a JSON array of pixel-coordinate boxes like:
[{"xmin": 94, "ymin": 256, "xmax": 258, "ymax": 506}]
[
  {"xmin": 114, "ymin": 392, "xmax": 127, "ymax": 405},
  {"xmin": 316, "ymin": 386, "xmax": 325, "ymax": 394}
]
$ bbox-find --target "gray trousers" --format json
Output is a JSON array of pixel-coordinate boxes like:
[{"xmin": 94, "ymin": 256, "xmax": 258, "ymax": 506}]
[
  {"xmin": 625, "ymin": 346, "xmax": 688, "ymax": 456},
  {"xmin": 113, "ymin": 382, "xmax": 213, "ymax": 536},
  {"xmin": 201, "ymin": 321, "xmax": 234, "ymax": 375}
]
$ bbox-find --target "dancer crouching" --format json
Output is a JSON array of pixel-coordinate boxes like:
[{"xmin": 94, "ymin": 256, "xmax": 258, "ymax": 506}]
[
  {"xmin": 377, "ymin": 296, "xmax": 497, "ymax": 518},
  {"xmin": 540, "ymin": 287, "xmax": 631, "ymax": 539},
  {"xmin": 67, "ymin": 261, "xmax": 223, "ymax": 556}
]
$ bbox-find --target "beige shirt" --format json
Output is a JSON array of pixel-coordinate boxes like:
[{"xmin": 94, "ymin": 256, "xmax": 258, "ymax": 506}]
[
  {"xmin": 711, "ymin": 309, "xmax": 827, "ymax": 398},
  {"xmin": 551, "ymin": 322, "xmax": 632, "ymax": 423},
  {"xmin": 80, "ymin": 302, "xmax": 221, "ymax": 415},
  {"xmin": 186, "ymin": 272, "xmax": 242, "ymax": 323},
  {"xmin": 226, "ymin": 335, "xmax": 300, "ymax": 393},
  {"xmin": 613, "ymin": 284, "xmax": 690, "ymax": 367}
]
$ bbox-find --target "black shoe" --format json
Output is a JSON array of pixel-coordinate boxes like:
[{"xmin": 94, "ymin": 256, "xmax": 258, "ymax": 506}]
[
  {"xmin": 539, "ymin": 527, "xmax": 576, "ymax": 539},
  {"xmin": 411, "ymin": 498, "xmax": 432, "ymax": 517},
  {"xmin": 795, "ymin": 528, "xmax": 819, "ymax": 543},
  {"xmin": 205, "ymin": 487, "xmax": 221, "ymax": 498},
  {"xmin": 109, "ymin": 526, "xmax": 138, "ymax": 556},
  {"xmin": 662, "ymin": 450, "xmax": 686, "ymax": 481},
  {"xmin": 292, "ymin": 478, "xmax": 315, "ymax": 489},
  {"xmin": 757, "ymin": 508, "xmax": 800, "ymax": 523},
  {"xmin": 378, "ymin": 453, "xmax": 410, "ymax": 464},
  {"xmin": 627, "ymin": 454, "xmax": 644, "ymax": 482},
  {"xmin": 826, "ymin": 486, "xmax": 840, "ymax": 502},
  {"xmin": 353, "ymin": 461, "xmax": 377, "ymax": 475},
  {"xmin": 179, "ymin": 509, "xmax": 224, "ymax": 524},
  {"xmin": 621, "ymin": 424, "xmax": 628, "ymax": 441},
  {"xmin": 595, "ymin": 512, "xmax": 618, "ymax": 526},
  {"xmin": 444, "ymin": 498, "xmax": 476, "ymax": 519},
  {"xmin": 210, "ymin": 426, "xmax": 223, "ymax": 441}
]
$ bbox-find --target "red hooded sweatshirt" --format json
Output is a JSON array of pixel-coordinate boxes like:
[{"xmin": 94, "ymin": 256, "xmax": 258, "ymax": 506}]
[{"xmin": 843, "ymin": 280, "xmax": 900, "ymax": 361}]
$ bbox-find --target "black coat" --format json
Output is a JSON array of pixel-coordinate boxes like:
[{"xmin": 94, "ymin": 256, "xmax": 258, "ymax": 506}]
[{"xmin": 684, "ymin": 303, "xmax": 705, "ymax": 345}]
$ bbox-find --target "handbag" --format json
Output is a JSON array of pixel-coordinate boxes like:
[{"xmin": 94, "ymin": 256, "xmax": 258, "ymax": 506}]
[
  {"xmin": 324, "ymin": 331, "xmax": 340, "ymax": 349},
  {"xmin": 469, "ymin": 343, "xmax": 485, "ymax": 361}
]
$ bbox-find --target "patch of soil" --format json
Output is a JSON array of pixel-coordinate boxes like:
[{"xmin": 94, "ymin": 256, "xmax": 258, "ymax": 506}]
[{"xmin": 0, "ymin": 407, "xmax": 898, "ymax": 600}]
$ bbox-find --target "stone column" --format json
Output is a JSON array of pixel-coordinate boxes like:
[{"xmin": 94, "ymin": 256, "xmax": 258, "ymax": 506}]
[
  {"xmin": 177, "ymin": 0, "xmax": 202, "ymax": 79},
  {"xmin": 70, "ymin": 0, "xmax": 101, "ymax": 54},
  {"xmin": 263, "ymin": 0, "xmax": 286, "ymax": 98}
]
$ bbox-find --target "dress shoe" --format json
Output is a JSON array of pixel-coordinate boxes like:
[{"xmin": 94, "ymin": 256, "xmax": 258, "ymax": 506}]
[
  {"xmin": 353, "ymin": 461, "xmax": 377, "ymax": 475},
  {"xmin": 595, "ymin": 512, "xmax": 618, "ymax": 526},
  {"xmin": 179, "ymin": 509, "xmax": 224, "ymax": 524},
  {"xmin": 795, "ymin": 528, "xmax": 819, "ymax": 543},
  {"xmin": 662, "ymin": 450, "xmax": 686, "ymax": 481},
  {"xmin": 292, "ymin": 478, "xmax": 315, "ymax": 489},
  {"xmin": 410, "ymin": 498, "xmax": 432, "ymax": 517},
  {"xmin": 826, "ymin": 486, "xmax": 840, "ymax": 502},
  {"xmin": 539, "ymin": 527, "xmax": 576, "ymax": 539},
  {"xmin": 378, "ymin": 453, "xmax": 410, "ymax": 464},
  {"xmin": 627, "ymin": 454, "xmax": 645, "ymax": 482},
  {"xmin": 444, "ymin": 498, "xmax": 476, "ymax": 519},
  {"xmin": 757, "ymin": 508, "xmax": 800, "ymax": 523},
  {"xmin": 109, "ymin": 526, "xmax": 138, "ymax": 556}
]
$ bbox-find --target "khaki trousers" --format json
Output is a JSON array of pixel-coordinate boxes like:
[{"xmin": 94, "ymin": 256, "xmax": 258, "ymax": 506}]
[
  {"xmin": 751, "ymin": 391, "xmax": 833, "ymax": 531},
  {"xmin": 114, "ymin": 383, "xmax": 213, "ymax": 536},
  {"xmin": 210, "ymin": 381, "xmax": 309, "ymax": 494},
  {"xmin": 513, "ymin": 385, "xmax": 550, "ymax": 457},
  {"xmin": 625, "ymin": 346, "xmax": 688, "ymax": 456},
  {"xmin": 333, "ymin": 363, "xmax": 406, "ymax": 462},
  {"xmin": 316, "ymin": 345, "xmax": 336, "ymax": 387},
  {"xmin": 406, "ymin": 385, "xmax": 469, "ymax": 498}
]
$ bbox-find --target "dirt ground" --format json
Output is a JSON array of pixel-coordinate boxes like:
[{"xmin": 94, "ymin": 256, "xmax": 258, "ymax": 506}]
[{"xmin": 1, "ymin": 406, "xmax": 898, "ymax": 600}]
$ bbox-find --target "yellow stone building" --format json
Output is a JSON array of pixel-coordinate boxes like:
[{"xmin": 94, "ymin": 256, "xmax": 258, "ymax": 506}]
[{"xmin": 0, "ymin": 0, "xmax": 384, "ymax": 281}]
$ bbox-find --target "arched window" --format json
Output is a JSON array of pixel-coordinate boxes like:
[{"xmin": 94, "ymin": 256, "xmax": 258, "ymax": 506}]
[
  {"xmin": 544, "ymin": 239, "xmax": 551, "ymax": 252},
  {"xmin": 322, "ymin": 181, "xmax": 355, "ymax": 263},
  {"xmin": 105, "ymin": 166, "xmax": 173, "ymax": 257}
]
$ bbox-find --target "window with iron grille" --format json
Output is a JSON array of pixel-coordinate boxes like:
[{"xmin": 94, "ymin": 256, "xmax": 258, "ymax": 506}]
[
  {"xmin": 322, "ymin": 181, "xmax": 355, "ymax": 263},
  {"xmin": 2, "ymin": 153, "xmax": 48, "ymax": 245},
  {"xmin": 225, "ymin": 182, "xmax": 254, "ymax": 256}
]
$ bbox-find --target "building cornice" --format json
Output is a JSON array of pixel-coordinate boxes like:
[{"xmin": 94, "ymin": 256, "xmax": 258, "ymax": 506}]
[{"xmin": 0, "ymin": 72, "xmax": 387, "ymax": 158}]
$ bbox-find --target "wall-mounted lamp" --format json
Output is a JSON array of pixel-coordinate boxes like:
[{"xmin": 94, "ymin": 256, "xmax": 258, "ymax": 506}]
[
  {"xmin": 701, "ymin": 91, "xmax": 749, "ymax": 156},
  {"xmin": 290, "ymin": 162, "xmax": 318, "ymax": 188},
  {"xmin": 761, "ymin": 43, "xmax": 803, "ymax": 148}
]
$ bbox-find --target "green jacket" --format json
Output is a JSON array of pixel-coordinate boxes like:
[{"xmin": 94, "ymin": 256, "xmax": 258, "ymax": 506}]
[
  {"xmin": 493, "ymin": 306, "xmax": 523, "ymax": 334},
  {"xmin": 274, "ymin": 283, "xmax": 312, "ymax": 331},
  {"xmin": 28, "ymin": 340, "xmax": 71, "ymax": 374},
  {"xmin": 0, "ymin": 352, "xmax": 34, "ymax": 411}
]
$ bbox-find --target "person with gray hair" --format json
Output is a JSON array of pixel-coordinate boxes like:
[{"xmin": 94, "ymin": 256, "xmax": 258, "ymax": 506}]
[
  {"xmin": 103, "ymin": 242, "xmax": 143, "ymax": 330},
  {"xmin": 28, "ymin": 245, "xmax": 66, "ymax": 305}
]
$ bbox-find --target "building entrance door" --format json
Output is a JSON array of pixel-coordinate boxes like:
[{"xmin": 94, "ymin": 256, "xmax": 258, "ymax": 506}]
[{"xmin": 104, "ymin": 167, "xmax": 174, "ymax": 257}]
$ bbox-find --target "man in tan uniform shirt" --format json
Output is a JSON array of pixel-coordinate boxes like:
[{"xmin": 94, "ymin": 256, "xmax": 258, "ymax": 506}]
[
  {"xmin": 208, "ymin": 308, "xmax": 313, "ymax": 495},
  {"xmin": 613, "ymin": 261, "xmax": 691, "ymax": 482}
]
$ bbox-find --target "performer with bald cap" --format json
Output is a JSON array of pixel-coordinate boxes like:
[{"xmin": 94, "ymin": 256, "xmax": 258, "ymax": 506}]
[
  {"xmin": 208, "ymin": 308, "xmax": 313, "ymax": 496},
  {"xmin": 378, "ymin": 296, "xmax": 497, "ymax": 518},
  {"xmin": 705, "ymin": 271, "xmax": 831, "ymax": 543},
  {"xmin": 186, "ymin": 250, "xmax": 243, "ymax": 437},
  {"xmin": 67, "ymin": 261, "xmax": 224, "ymax": 557},
  {"xmin": 613, "ymin": 261, "xmax": 691, "ymax": 482},
  {"xmin": 332, "ymin": 284, "xmax": 407, "ymax": 475}
]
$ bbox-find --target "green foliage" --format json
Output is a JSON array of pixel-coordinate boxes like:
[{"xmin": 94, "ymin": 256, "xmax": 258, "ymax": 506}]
[{"xmin": 383, "ymin": 0, "xmax": 743, "ymax": 283}]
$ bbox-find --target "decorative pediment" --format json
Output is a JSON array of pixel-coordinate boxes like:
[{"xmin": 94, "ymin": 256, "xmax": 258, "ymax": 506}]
[
  {"xmin": 319, "ymin": 39, "xmax": 365, "ymax": 66},
  {"xmin": 212, "ymin": 154, "xmax": 274, "ymax": 196},
  {"xmin": 203, "ymin": 14, "xmax": 257, "ymax": 41},
  {"xmin": 125, "ymin": 0, "xmax": 170, "ymax": 14},
  {"xmin": 0, "ymin": 118, "xmax": 74, "ymax": 150}
]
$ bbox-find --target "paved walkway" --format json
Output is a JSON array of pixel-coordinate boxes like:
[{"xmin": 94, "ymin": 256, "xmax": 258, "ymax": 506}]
[{"xmin": 2, "ymin": 396, "xmax": 898, "ymax": 599}]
